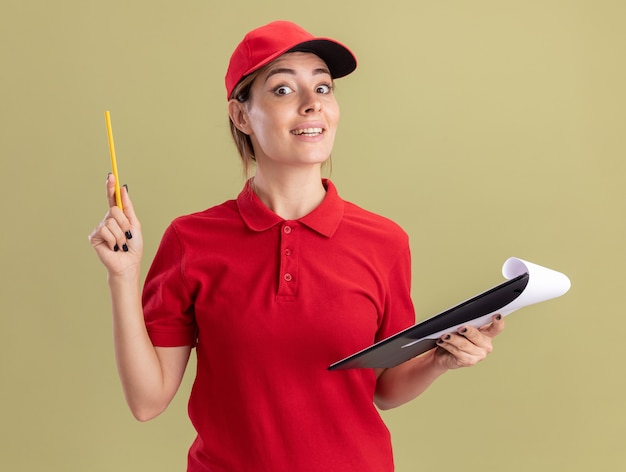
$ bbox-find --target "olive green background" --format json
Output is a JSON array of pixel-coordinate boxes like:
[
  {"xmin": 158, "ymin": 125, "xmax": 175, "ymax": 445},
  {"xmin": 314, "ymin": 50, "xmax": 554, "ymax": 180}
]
[{"xmin": 1, "ymin": 0, "xmax": 624, "ymax": 470}]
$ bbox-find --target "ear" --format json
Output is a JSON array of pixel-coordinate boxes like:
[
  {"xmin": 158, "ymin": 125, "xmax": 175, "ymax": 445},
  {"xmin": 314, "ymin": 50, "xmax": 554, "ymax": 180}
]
[{"xmin": 228, "ymin": 99, "xmax": 253, "ymax": 135}]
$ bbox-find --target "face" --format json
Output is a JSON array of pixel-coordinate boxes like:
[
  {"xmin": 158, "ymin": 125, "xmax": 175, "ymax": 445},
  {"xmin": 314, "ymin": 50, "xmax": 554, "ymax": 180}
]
[{"xmin": 231, "ymin": 52, "xmax": 340, "ymax": 170}]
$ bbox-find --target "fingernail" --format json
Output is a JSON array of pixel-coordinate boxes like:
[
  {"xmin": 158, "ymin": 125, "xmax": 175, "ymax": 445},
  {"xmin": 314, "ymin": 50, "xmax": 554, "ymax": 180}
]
[
  {"xmin": 495, "ymin": 314, "xmax": 502, "ymax": 321},
  {"xmin": 444, "ymin": 334, "xmax": 451, "ymax": 341},
  {"xmin": 125, "ymin": 230, "xmax": 133, "ymax": 240},
  {"xmin": 122, "ymin": 184, "xmax": 128, "ymax": 193},
  {"xmin": 106, "ymin": 172, "xmax": 112, "ymax": 181},
  {"xmin": 459, "ymin": 327, "xmax": 468, "ymax": 334},
  {"xmin": 437, "ymin": 338, "xmax": 445, "ymax": 345},
  {"xmin": 122, "ymin": 244, "xmax": 129, "ymax": 252},
  {"xmin": 113, "ymin": 244, "xmax": 119, "ymax": 252}
]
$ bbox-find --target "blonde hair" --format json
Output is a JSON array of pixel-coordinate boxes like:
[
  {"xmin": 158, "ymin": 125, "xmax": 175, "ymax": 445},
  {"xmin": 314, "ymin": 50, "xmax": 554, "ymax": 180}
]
[{"xmin": 228, "ymin": 69, "xmax": 263, "ymax": 178}]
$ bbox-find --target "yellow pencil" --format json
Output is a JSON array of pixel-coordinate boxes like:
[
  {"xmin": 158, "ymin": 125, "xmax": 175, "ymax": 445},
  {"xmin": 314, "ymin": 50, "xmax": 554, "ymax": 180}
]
[{"xmin": 104, "ymin": 110, "xmax": 123, "ymax": 210}]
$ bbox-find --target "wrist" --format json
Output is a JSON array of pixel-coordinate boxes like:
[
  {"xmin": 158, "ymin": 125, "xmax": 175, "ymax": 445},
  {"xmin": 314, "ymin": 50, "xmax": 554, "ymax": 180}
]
[
  {"xmin": 427, "ymin": 348, "xmax": 451, "ymax": 376},
  {"xmin": 107, "ymin": 268, "xmax": 141, "ymax": 289}
]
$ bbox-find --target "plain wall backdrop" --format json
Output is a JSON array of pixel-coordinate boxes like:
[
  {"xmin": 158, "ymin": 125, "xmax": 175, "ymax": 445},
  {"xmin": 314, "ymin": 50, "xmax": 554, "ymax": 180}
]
[{"xmin": 1, "ymin": 0, "xmax": 624, "ymax": 470}]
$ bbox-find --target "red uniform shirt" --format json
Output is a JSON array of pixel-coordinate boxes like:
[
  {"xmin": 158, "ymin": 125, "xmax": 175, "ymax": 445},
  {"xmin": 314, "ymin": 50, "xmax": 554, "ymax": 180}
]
[{"xmin": 143, "ymin": 180, "xmax": 415, "ymax": 471}]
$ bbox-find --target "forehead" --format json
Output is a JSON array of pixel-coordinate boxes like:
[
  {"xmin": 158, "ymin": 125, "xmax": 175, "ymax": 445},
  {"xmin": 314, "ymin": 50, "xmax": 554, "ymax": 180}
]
[{"xmin": 261, "ymin": 52, "xmax": 331, "ymax": 78}]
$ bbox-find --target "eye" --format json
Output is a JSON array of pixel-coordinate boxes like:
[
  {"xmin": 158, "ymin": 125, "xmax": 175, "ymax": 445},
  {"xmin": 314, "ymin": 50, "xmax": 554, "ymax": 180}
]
[
  {"xmin": 316, "ymin": 83, "xmax": 333, "ymax": 94},
  {"xmin": 274, "ymin": 85, "xmax": 294, "ymax": 96}
]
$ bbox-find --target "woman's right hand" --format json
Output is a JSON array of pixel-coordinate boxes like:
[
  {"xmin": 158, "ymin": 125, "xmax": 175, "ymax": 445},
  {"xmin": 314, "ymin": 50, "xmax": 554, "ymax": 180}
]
[{"xmin": 88, "ymin": 174, "xmax": 144, "ymax": 277}]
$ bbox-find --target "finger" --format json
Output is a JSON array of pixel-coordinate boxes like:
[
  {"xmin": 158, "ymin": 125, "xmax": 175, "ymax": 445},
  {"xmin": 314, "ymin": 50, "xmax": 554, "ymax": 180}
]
[
  {"xmin": 444, "ymin": 331, "xmax": 492, "ymax": 355},
  {"xmin": 91, "ymin": 223, "xmax": 119, "ymax": 252},
  {"xmin": 436, "ymin": 334, "xmax": 484, "ymax": 367},
  {"xmin": 104, "ymin": 216, "xmax": 129, "ymax": 252},
  {"xmin": 479, "ymin": 314, "xmax": 505, "ymax": 338},
  {"xmin": 457, "ymin": 325, "xmax": 493, "ymax": 350}
]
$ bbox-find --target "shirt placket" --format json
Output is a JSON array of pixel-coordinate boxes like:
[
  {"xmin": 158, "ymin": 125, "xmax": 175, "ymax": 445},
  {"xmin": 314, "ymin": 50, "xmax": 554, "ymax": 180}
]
[{"xmin": 277, "ymin": 221, "xmax": 299, "ymax": 301}]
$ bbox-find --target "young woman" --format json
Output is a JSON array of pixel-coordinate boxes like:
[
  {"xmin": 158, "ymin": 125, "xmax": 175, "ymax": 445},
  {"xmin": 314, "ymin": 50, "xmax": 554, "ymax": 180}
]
[{"xmin": 89, "ymin": 20, "xmax": 504, "ymax": 472}]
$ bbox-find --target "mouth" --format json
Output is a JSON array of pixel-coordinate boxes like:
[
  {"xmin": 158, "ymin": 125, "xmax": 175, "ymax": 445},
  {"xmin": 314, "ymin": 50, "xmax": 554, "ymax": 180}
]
[{"xmin": 291, "ymin": 127, "xmax": 324, "ymax": 137}]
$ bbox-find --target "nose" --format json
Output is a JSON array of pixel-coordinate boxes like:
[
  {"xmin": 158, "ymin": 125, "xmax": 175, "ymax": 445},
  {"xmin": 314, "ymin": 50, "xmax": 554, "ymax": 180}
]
[{"xmin": 299, "ymin": 90, "xmax": 321, "ymax": 114}]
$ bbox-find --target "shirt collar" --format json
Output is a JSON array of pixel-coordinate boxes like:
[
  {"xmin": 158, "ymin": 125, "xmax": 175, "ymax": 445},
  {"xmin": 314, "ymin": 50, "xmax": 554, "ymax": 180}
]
[{"xmin": 237, "ymin": 178, "xmax": 344, "ymax": 238}]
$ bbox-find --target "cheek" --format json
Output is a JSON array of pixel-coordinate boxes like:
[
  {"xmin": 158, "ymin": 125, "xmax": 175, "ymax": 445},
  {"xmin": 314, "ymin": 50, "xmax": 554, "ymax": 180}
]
[
  {"xmin": 327, "ymin": 101, "xmax": 340, "ymax": 128},
  {"xmin": 327, "ymin": 104, "xmax": 340, "ymax": 138},
  {"xmin": 247, "ymin": 112, "xmax": 283, "ymax": 154},
  {"xmin": 256, "ymin": 120, "xmax": 283, "ymax": 147},
  {"xmin": 246, "ymin": 109, "xmax": 274, "ymax": 141}
]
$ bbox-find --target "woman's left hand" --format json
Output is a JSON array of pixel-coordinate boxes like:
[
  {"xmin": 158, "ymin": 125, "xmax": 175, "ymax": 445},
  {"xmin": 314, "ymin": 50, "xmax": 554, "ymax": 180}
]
[{"xmin": 433, "ymin": 314, "xmax": 505, "ymax": 370}]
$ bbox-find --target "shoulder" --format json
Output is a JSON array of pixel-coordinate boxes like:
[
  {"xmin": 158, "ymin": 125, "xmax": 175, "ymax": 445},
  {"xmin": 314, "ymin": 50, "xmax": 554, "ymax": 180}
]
[
  {"xmin": 169, "ymin": 199, "xmax": 240, "ymax": 229},
  {"xmin": 341, "ymin": 199, "xmax": 409, "ymax": 245},
  {"xmin": 325, "ymin": 180, "xmax": 408, "ymax": 245},
  {"xmin": 160, "ymin": 199, "xmax": 242, "ymax": 248}
]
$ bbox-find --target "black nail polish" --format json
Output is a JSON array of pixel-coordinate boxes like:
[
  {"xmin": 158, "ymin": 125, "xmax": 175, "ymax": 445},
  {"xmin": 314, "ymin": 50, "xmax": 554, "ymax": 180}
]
[
  {"xmin": 114, "ymin": 244, "xmax": 119, "ymax": 252},
  {"xmin": 122, "ymin": 244, "xmax": 129, "ymax": 252},
  {"xmin": 125, "ymin": 231, "xmax": 133, "ymax": 240},
  {"xmin": 444, "ymin": 334, "xmax": 451, "ymax": 341},
  {"xmin": 459, "ymin": 327, "xmax": 468, "ymax": 334},
  {"xmin": 106, "ymin": 172, "xmax": 112, "ymax": 181},
  {"xmin": 495, "ymin": 314, "xmax": 502, "ymax": 321},
  {"xmin": 122, "ymin": 184, "xmax": 128, "ymax": 193}
]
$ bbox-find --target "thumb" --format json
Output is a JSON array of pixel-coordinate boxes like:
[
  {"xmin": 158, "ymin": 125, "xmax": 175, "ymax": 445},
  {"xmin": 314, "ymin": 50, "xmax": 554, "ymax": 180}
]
[{"xmin": 105, "ymin": 173, "xmax": 118, "ymax": 208}]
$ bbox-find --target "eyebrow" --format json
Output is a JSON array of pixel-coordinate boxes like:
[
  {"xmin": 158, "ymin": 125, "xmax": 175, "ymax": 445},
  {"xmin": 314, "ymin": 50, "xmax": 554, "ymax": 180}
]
[{"xmin": 264, "ymin": 67, "xmax": 331, "ymax": 82}]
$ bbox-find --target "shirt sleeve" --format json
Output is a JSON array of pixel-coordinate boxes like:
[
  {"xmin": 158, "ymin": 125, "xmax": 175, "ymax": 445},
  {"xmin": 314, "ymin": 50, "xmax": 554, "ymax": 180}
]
[
  {"xmin": 142, "ymin": 223, "xmax": 197, "ymax": 347},
  {"xmin": 376, "ymin": 243, "xmax": 416, "ymax": 342}
]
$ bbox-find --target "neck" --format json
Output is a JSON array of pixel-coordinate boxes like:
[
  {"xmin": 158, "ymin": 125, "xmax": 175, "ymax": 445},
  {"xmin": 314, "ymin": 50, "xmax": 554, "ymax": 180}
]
[{"xmin": 251, "ymin": 167, "xmax": 326, "ymax": 220}]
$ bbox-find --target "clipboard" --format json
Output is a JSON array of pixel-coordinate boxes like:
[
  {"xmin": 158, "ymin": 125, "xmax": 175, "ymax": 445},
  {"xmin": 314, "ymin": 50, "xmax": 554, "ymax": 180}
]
[{"xmin": 328, "ymin": 257, "xmax": 570, "ymax": 370}]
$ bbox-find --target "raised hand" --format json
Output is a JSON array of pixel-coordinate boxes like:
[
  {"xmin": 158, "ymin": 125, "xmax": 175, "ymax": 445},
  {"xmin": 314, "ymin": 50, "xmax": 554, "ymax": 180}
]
[{"xmin": 88, "ymin": 174, "xmax": 143, "ymax": 277}]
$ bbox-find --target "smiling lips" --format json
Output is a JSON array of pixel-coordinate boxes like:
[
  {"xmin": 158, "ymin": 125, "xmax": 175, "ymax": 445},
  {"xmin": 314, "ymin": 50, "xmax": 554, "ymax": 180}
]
[{"xmin": 291, "ymin": 127, "xmax": 324, "ymax": 137}]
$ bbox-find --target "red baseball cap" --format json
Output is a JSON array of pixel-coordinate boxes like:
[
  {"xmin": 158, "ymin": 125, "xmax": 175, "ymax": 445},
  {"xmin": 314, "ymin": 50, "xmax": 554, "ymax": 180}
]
[{"xmin": 225, "ymin": 20, "xmax": 357, "ymax": 99}]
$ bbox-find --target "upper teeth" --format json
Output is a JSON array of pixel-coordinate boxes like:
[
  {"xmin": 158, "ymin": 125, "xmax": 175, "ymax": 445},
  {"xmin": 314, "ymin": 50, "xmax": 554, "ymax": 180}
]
[{"xmin": 292, "ymin": 128, "xmax": 323, "ymax": 135}]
